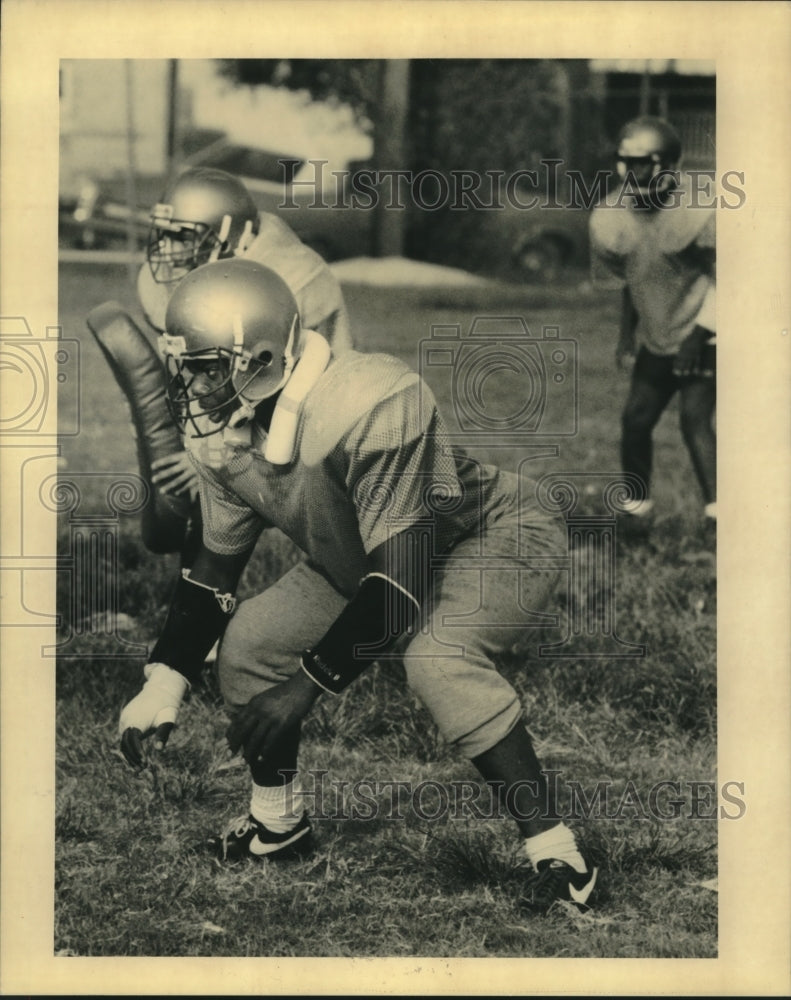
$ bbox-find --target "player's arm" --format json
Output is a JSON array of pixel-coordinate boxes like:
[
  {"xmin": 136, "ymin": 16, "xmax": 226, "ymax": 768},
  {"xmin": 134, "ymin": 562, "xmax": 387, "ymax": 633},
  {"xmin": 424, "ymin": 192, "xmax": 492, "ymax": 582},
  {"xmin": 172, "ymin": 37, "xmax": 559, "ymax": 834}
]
[
  {"xmin": 299, "ymin": 532, "xmax": 423, "ymax": 694},
  {"xmin": 616, "ymin": 286, "xmax": 638, "ymax": 371},
  {"xmin": 674, "ymin": 281, "xmax": 715, "ymax": 378},
  {"xmin": 225, "ymin": 531, "xmax": 423, "ymax": 766},
  {"xmin": 119, "ymin": 542, "xmax": 254, "ymax": 767},
  {"xmin": 589, "ymin": 209, "xmax": 635, "ymax": 370}
]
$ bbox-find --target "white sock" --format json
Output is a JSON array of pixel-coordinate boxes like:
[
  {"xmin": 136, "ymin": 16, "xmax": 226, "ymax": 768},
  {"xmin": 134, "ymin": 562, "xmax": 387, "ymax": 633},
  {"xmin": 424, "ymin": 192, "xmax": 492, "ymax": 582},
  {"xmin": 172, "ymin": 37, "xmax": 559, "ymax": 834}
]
[
  {"xmin": 524, "ymin": 823, "xmax": 587, "ymax": 874},
  {"xmin": 621, "ymin": 498, "xmax": 654, "ymax": 517},
  {"xmin": 249, "ymin": 778, "xmax": 304, "ymax": 834},
  {"xmin": 704, "ymin": 502, "xmax": 717, "ymax": 520}
]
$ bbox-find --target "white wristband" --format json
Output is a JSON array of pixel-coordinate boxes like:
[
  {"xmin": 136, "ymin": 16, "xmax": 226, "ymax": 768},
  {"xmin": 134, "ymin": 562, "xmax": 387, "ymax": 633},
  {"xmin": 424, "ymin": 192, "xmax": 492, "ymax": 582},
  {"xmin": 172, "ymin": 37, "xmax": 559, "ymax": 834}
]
[{"xmin": 144, "ymin": 661, "xmax": 190, "ymax": 697}]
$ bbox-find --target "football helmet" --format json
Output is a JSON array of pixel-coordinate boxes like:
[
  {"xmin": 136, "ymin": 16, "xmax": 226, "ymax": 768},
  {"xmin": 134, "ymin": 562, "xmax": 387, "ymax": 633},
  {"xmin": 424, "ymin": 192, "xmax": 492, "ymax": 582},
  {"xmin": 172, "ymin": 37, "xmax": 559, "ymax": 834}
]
[
  {"xmin": 615, "ymin": 115, "xmax": 682, "ymax": 196},
  {"xmin": 162, "ymin": 259, "xmax": 301, "ymax": 437},
  {"xmin": 147, "ymin": 168, "xmax": 260, "ymax": 284}
]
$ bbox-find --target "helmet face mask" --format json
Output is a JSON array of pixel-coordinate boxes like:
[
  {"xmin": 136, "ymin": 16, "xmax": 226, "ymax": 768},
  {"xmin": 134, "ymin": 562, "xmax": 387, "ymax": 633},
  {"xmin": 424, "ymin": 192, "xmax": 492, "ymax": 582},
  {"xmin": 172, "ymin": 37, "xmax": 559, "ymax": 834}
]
[
  {"xmin": 615, "ymin": 116, "xmax": 682, "ymax": 200},
  {"xmin": 162, "ymin": 259, "xmax": 301, "ymax": 438},
  {"xmin": 164, "ymin": 348, "xmax": 276, "ymax": 436},
  {"xmin": 147, "ymin": 168, "xmax": 259, "ymax": 285},
  {"xmin": 147, "ymin": 213, "xmax": 225, "ymax": 285}
]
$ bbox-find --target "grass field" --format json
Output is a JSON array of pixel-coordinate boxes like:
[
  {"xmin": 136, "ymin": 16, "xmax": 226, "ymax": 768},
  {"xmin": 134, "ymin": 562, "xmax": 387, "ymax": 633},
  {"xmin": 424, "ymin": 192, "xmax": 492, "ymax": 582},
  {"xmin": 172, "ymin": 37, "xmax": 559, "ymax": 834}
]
[{"xmin": 54, "ymin": 260, "xmax": 717, "ymax": 958}]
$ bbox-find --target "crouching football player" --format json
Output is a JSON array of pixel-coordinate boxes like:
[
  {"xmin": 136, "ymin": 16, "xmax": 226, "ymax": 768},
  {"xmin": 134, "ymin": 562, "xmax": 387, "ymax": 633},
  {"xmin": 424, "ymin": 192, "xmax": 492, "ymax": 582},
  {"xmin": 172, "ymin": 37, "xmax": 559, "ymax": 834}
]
[{"xmin": 118, "ymin": 258, "xmax": 599, "ymax": 913}]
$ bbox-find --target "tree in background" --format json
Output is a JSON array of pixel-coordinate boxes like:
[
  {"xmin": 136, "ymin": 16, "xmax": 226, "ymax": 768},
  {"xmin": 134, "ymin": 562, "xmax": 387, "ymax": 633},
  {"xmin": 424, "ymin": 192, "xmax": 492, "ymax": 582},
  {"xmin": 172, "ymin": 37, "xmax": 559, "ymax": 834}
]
[
  {"xmin": 217, "ymin": 59, "xmax": 604, "ymax": 276},
  {"xmin": 217, "ymin": 59, "xmax": 405, "ymax": 257}
]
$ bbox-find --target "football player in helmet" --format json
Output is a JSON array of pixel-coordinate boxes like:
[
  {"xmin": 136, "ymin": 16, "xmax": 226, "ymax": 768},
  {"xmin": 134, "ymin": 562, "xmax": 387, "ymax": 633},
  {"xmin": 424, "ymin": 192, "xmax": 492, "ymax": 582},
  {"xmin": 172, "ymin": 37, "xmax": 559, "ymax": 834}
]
[
  {"xmin": 613, "ymin": 114, "xmax": 682, "ymax": 204},
  {"xmin": 118, "ymin": 258, "xmax": 600, "ymax": 914},
  {"xmin": 145, "ymin": 167, "xmax": 260, "ymax": 285},
  {"xmin": 89, "ymin": 166, "xmax": 354, "ymax": 571},
  {"xmin": 589, "ymin": 115, "xmax": 716, "ymax": 540},
  {"xmin": 138, "ymin": 166, "xmax": 352, "ymax": 348}
]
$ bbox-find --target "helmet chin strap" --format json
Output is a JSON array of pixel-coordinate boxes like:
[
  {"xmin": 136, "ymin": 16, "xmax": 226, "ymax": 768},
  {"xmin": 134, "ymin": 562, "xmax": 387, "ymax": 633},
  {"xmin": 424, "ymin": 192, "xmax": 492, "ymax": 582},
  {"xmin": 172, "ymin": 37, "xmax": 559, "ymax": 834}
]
[
  {"xmin": 237, "ymin": 219, "xmax": 255, "ymax": 254},
  {"xmin": 224, "ymin": 312, "xmax": 299, "ymax": 429},
  {"xmin": 226, "ymin": 398, "xmax": 257, "ymax": 429},
  {"xmin": 223, "ymin": 314, "xmax": 320, "ymax": 457},
  {"xmin": 210, "ymin": 214, "xmax": 232, "ymax": 262}
]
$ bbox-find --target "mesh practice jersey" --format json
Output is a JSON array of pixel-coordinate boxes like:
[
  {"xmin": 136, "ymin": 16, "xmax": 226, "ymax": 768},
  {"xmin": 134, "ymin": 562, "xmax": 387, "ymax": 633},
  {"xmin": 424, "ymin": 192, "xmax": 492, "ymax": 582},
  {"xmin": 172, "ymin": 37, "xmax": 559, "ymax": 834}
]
[
  {"xmin": 187, "ymin": 351, "xmax": 537, "ymax": 597},
  {"xmin": 137, "ymin": 212, "xmax": 352, "ymax": 352},
  {"xmin": 589, "ymin": 175, "xmax": 716, "ymax": 355}
]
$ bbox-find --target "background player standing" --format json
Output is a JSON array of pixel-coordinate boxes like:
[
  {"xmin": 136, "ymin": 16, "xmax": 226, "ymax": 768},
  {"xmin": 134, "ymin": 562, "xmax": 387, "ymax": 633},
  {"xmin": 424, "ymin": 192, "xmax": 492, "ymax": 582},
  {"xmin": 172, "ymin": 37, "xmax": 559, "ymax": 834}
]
[
  {"xmin": 117, "ymin": 257, "xmax": 599, "ymax": 914},
  {"xmin": 589, "ymin": 115, "xmax": 717, "ymax": 541}
]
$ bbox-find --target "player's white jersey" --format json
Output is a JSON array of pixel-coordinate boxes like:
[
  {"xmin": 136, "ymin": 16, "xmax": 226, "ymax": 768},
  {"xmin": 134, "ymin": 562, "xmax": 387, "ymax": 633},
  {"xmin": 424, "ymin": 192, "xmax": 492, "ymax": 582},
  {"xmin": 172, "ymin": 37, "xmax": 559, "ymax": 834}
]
[{"xmin": 590, "ymin": 173, "xmax": 716, "ymax": 355}]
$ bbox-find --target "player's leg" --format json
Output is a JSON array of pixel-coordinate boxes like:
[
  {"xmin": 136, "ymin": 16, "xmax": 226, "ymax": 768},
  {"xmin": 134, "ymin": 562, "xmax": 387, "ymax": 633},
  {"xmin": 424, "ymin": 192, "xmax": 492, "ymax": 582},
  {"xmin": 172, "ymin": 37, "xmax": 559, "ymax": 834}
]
[
  {"xmin": 619, "ymin": 348, "xmax": 677, "ymax": 530},
  {"xmin": 678, "ymin": 374, "xmax": 717, "ymax": 509},
  {"xmin": 402, "ymin": 507, "xmax": 562, "ymax": 830},
  {"xmin": 401, "ymin": 495, "xmax": 597, "ymax": 908},
  {"xmin": 211, "ymin": 560, "xmax": 347, "ymax": 861}
]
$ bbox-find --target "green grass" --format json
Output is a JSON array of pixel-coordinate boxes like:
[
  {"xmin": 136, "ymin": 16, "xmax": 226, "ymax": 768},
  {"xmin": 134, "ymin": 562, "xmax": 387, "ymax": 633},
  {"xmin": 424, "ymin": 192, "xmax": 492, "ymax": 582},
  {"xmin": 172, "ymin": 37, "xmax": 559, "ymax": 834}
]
[{"xmin": 55, "ymin": 261, "xmax": 717, "ymax": 957}]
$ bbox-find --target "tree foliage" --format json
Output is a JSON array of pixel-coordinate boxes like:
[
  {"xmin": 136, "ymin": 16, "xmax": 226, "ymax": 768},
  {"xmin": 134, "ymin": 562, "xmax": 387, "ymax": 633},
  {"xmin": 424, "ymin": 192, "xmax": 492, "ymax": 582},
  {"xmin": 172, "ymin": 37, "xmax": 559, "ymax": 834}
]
[
  {"xmin": 216, "ymin": 59, "xmax": 380, "ymax": 130},
  {"xmin": 216, "ymin": 58, "xmax": 600, "ymax": 275}
]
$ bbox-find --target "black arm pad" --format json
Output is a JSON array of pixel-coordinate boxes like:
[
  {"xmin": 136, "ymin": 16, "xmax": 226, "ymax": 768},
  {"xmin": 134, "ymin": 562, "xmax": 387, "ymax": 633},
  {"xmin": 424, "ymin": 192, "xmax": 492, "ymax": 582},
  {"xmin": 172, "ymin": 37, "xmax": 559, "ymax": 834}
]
[
  {"xmin": 301, "ymin": 573, "xmax": 420, "ymax": 695},
  {"xmin": 149, "ymin": 571, "xmax": 237, "ymax": 685}
]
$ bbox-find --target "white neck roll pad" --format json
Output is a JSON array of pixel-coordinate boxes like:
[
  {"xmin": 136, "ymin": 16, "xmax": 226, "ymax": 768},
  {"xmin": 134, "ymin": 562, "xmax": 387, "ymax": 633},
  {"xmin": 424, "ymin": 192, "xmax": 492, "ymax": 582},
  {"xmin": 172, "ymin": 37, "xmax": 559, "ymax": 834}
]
[{"xmin": 264, "ymin": 329, "xmax": 331, "ymax": 465}]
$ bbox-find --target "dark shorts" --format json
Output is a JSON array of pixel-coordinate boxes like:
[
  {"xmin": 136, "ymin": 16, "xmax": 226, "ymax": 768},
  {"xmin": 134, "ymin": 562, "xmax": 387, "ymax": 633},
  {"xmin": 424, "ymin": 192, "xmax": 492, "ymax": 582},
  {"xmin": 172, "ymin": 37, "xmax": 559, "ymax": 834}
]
[{"xmin": 635, "ymin": 344, "xmax": 716, "ymax": 386}]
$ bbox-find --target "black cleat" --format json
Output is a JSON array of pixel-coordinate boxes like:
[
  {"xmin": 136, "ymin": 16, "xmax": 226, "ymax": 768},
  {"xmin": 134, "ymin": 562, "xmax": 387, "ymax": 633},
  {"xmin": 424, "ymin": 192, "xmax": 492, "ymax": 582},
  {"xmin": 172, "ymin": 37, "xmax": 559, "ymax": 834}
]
[
  {"xmin": 521, "ymin": 858, "xmax": 599, "ymax": 913},
  {"xmin": 208, "ymin": 811, "xmax": 312, "ymax": 863}
]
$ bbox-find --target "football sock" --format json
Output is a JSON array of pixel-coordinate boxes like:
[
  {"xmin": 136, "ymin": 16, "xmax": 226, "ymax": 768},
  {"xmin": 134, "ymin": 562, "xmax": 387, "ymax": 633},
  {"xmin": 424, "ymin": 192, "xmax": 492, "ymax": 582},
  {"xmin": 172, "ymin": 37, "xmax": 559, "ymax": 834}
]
[
  {"xmin": 524, "ymin": 822, "xmax": 587, "ymax": 874},
  {"xmin": 250, "ymin": 777, "xmax": 304, "ymax": 834}
]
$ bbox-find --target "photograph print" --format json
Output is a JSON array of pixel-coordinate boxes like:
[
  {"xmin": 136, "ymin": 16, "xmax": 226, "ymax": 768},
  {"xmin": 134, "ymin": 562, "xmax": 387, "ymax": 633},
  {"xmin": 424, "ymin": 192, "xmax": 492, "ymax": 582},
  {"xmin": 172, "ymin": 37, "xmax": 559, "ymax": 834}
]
[{"xmin": 52, "ymin": 55, "xmax": 723, "ymax": 960}]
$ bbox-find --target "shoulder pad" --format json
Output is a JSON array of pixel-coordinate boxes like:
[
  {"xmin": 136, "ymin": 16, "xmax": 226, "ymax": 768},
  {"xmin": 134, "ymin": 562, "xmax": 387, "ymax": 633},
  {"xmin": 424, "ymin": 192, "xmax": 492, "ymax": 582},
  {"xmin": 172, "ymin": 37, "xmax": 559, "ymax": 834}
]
[
  {"xmin": 589, "ymin": 201, "xmax": 633, "ymax": 255},
  {"xmin": 298, "ymin": 353, "xmax": 419, "ymax": 466},
  {"xmin": 245, "ymin": 213, "xmax": 324, "ymax": 289}
]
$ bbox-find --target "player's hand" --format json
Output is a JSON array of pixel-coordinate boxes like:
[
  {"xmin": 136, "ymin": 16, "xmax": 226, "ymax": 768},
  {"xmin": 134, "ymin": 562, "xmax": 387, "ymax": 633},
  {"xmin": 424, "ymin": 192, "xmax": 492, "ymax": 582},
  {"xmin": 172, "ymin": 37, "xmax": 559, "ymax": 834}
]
[
  {"xmin": 119, "ymin": 662, "xmax": 189, "ymax": 768},
  {"xmin": 226, "ymin": 671, "xmax": 322, "ymax": 766},
  {"xmin": 673, "ymin": 327, "xmax": 709, "ymax": 378},
  {"xmin": 151, "ymin": 452, "xmax": 199, "ymax": 502}
]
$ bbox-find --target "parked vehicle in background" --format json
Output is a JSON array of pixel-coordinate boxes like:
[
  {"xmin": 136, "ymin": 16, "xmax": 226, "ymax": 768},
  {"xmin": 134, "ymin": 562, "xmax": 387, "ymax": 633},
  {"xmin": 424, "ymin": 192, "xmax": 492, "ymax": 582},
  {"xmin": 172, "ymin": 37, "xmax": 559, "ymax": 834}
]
[
  {"xmin": 59, "ymin": 134, "xmax": 375, "ymax": 261},
  {"xmin": 59, "ymin": 135, "xmax": 593, "ymax": 282},
  {"xmin": 510, "ymin": 209, "xmax": 593, "ymax": 283}
]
